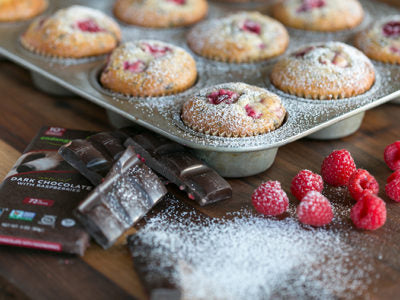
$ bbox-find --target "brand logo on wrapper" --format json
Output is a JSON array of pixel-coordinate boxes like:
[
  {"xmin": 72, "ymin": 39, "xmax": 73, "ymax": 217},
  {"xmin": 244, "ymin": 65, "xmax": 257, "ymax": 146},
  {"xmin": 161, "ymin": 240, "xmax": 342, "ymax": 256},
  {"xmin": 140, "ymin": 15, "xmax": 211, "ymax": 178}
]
[
  {"xmin": 38, "ymin": 215, "xmax": 57, "ymax": 227},
  {"xmin": 44, "ymin": 127, "xmax": 66, "ymax": 137},
  {"xmin": 61, "ymin": 218, "xmax": 76, "ymax": 228},
  {"xmin": 8, "ymin": 210, "xmax": 36, "ymax": 221},
  {"xmin": 23, "ymin": 197, "xmax": 54, "ymax": 207}
]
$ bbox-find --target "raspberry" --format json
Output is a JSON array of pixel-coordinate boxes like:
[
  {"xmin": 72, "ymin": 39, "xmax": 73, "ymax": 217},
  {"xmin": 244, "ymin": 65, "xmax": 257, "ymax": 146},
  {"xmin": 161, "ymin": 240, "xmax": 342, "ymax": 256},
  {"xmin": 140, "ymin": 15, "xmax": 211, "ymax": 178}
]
[
  {"xmin": 348, "ymin": 169, "xmax": 379, "ymax": 201},
  {"xmin": 384, "ymin": 141, "xmax": 400, "ymax": 171},
  {"xmin": 290, "ymin": 169, "xmax": 324, "ymax": 201},
  {"xmin": 142, "ymin": 43, "xmax": 171, "ymax": 58},
  {"xmin": 321, "ymin": 149, "xmax": 356, "ymax": 186},
  {"xmin": 252, "ymin": 181, "xmax": 289, "ymax": 216},
  {"xmin": 294, "ymin": 46, "xmax": 315, "ymax": 58},
  {"xmin": 124, "ymin": 60, "xmax": 146, "ymax": 73},
  {"xmin": 166, "ymin": 0, "xmax": 185, "ymax": 5},
  {"xmin": 77, "ymin": 20, "xmax": 103, "ymax": 33},
  {"xmin": 297, "ymin": 0, "xmax": 325, "ymax": 13},
  {"xmin": 350, "ymin": 193, "xmax": 386, "ymax": 230},
  {"xmin": 383, "ymin": 21, "xmax": 400, "ymax": 38},
  {"xmin": 297, "ymin": 191, "xmax": 333, "ymax": 226},
  {"xmin": 387, "ymin": 169, "xmax": 400, "ymax": 183},
  {"xmin": 244, "ymin": 104, "xmax": 262, "ymax": 119},
  {"xmin": 385, "ymin": 174, "xmax": 400, "ymax": 202},
  {"xmin": 208, "ymin": 89, "xmax": 239, "ymax": 105},
  {"xmin": 241, "ymin": 20, "xmax": 261, "ymax": 35}
]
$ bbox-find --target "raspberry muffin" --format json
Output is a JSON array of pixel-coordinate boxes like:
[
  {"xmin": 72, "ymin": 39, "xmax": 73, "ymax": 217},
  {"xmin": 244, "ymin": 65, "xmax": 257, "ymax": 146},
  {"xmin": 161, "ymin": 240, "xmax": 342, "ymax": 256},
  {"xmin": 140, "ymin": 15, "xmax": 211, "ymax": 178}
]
[
  {"xmin": 355, "ymin": 15, "xmax": 400, "ymax": 64},
  {"xmin": 181, "ymin": 83, "xmax": 286, "ymax": 137},
  {"xmin": 270, "ymin": 42, "xmax": 375, "ymax": 100},
  {"xmin": 113, "ymin": 0, "xmax": 208, "ymax": 28},
  {"xmin": 272, "ymin": 0, "xmax": 364, "ymax": 32},
  {"xmin": 0, "ymin": 0, "xmax": 47, "ymax": 22},
  {"xmin": 21, "ymin": 5, "xmax": 121, "ymax": 58},
  {"xmin": 187, "ymin": 12, "xmax": 289, "ymax": 63},
  {"xmin": 100, "ymin": 40, "xmax": 197, "ymax": 97}
]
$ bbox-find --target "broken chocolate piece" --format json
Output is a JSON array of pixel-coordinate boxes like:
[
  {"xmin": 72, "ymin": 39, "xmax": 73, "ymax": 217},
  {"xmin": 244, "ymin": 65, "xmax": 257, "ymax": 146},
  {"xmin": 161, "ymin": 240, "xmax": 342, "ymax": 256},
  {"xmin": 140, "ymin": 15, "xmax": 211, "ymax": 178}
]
[
  {"xmin": 88, "ymin": 132, "xmax": 125, "ymax": 161},
  {"xmin": 59, "ymin": 139, "xmax": 112, "ymax": 186},
  {"xmin": 124, "ymin": 133, "xmax": 232, "ymax": 206},
  {"xmin": 75, "ymin": 146, "xmax": 167, "ymax": 249}
]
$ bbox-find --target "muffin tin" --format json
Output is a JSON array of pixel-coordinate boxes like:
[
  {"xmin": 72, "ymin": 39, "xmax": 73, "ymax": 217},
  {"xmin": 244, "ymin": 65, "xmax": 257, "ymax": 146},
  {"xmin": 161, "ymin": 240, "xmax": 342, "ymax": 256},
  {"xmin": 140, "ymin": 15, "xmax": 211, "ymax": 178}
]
[{"xmin": 0, "ymin": 0, "xmax": 399, "ymax": 177}]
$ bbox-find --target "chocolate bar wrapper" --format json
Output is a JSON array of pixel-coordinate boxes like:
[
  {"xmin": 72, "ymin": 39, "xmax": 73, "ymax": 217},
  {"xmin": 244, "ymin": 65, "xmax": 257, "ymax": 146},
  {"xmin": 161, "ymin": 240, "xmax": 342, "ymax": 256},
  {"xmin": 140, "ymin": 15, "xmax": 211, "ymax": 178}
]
[
  {"xmin": 75, "ymin": 146, "xmax": 167, "ymax": 249},
  {"xmin": 124, "ymin": 133, "xmax": 232, "ymax": 206},
  {"xmin": 0, "ymin": 127, "xmax": 93, "ymax": 256}
]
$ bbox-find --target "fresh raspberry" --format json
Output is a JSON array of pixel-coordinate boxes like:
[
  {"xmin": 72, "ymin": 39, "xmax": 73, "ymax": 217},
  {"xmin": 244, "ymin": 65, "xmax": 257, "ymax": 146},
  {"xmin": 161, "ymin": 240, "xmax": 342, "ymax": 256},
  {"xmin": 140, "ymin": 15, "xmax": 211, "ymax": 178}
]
[
  {"xmin": 124, "ymin": 60, "xmax": 146, "ymax": 73},
  {"xmin": 241, "ymin": 20, "xmax": 261, "ymax": 35},
  {"xmin": 290, "ymin": 169, "xmax": 324, "ymax": 201},
  {"xmin": 387, "ymin": 169, "xmax": 400, "ymax": 183},
  {"xmin": 252, "ymin": 181, "xmax": 289, "ymax": 216},
  {"xmin": 77, "ymin": 19, "xmax": 103, "ymax": 33},
  {"xmin": 383, "ymin": 21, "xmax": 400, "ymax": 38},
  {"xmin": 142, "ymin": 43, "xmax": 171, "ymax": 58},
  {"xmin": 348, "ymin": 169, "xmax": 379, "ymax": 201},
  {"xmin": 244, "ymin": 104, "xmax": 262, "ymax": 119},
  {"xmin": 297, "ymin": 191, "xmax": 333, "ymax": 226},
  {"xmin": 297, "ymin": 0, "xmax": 325, "ymax": 13},
  {"xmin": 385, "ymin": 173, "xmax": 400, "ymax": 202},
  {"xmin": 208, "ymin": 89, "xmax": 239, "ymax": 105},
  {"xmin": 384, "ymin": 141, "xmax": 400, "ymax": 171},
  {"xmin": 350, "ymin": 193, "xmax": 386, "ymax": 230},
  {"xmin": 321, "ymin": 149, "xmax": 356, "ymax": 186}
]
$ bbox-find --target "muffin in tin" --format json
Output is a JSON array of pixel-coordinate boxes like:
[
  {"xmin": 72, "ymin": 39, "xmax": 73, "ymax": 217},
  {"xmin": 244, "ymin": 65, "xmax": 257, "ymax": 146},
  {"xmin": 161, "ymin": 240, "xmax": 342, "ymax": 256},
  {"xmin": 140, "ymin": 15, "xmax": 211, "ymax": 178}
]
[
  {"xmin": 21, "ymin": 5, "xmax": 121, "ymax": 58},
  {"xmin": 113, "ymin": 0, "xmax": 208, "ymax": 28},
  {"xmin": 270, "ymin": 42, "xmax": 375, "ymax": 100},
  {"xmin": 0, "ymin": 0, "xmax": 47, "ymax": 22},
  {"xmin": 100, "ymin": 40, "xmax": 197, "ymax": 97},
  {"xmin": 355, "ymin": 15, "xmax": 400, "ymax": 64},
  {"xmin": 181, "ymin": 82, "xmax": 286, "ymax": 137},
  {"xmin": 271, "ymin": 0, "xmax": 364, "ymax": 32},
  {"xmin": 187, "ymin": 12, "xmax": 289, "ymax": 63}
]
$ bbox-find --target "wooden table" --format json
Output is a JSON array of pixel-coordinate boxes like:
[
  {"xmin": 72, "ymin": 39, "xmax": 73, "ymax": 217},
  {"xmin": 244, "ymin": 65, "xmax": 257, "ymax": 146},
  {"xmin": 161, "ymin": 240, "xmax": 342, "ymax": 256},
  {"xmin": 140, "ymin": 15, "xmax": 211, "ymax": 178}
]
[{"xmin": 1, "ymin": 59, "xmax": 400, "ymax": 299}]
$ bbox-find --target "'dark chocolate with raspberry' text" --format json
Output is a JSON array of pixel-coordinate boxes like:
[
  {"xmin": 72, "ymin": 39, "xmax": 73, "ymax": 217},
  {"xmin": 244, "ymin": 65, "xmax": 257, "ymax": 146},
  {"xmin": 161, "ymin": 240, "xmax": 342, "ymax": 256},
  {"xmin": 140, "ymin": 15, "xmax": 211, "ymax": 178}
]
[{"xmin": 0, "ymin": 126, "xmax": 94, "ymax": 255}]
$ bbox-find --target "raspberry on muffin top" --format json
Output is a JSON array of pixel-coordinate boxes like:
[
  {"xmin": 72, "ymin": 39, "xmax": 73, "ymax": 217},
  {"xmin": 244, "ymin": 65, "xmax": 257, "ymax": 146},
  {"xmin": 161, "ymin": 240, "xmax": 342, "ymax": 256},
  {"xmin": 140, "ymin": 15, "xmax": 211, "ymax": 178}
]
[
  {"xmin": 187, "ymin": 11, "xmax": 289, "ymax": 63},
  {"xmin": 21, "ymin": 5, "xmax": 121, "ymax": 58},
  {"xmin": 100, "ymin": 40, "xmax": 197, "ymax": 97}
]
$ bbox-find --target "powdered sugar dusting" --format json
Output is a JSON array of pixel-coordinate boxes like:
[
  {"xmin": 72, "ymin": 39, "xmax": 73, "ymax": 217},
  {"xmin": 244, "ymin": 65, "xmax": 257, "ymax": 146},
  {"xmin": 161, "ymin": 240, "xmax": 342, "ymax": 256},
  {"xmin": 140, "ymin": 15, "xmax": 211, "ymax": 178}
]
[{"xmin": 131, "ymin": 197, "xmax": 375, "ymax": 299}]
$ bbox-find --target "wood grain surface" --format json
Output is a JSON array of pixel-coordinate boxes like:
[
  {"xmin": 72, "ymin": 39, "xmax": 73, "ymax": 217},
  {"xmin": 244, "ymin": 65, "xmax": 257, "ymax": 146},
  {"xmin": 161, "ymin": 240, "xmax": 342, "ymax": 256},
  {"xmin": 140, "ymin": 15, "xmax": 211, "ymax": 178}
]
[{"xmin": 0, "ymin": 56, "xmax": 400, "ymax": 300}]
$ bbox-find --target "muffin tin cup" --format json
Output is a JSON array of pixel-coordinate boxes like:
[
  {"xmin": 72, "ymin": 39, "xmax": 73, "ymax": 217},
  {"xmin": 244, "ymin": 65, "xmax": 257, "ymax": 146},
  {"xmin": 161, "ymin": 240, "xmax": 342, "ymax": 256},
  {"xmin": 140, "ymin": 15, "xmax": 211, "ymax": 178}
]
[
  {"xmin": 307, "ymin": 112, "xmax": 365, "ymax": 140},
  {"xmin": 193, "ymin": 148, "xmax": 278, "ymax": 178},
  {"xmin": 0, "ymin": 0, "xmax": 399, "ymax": 178},
  {"xmin": 31, "ymin": 71, "xmax": 75, "ymax": 96}
]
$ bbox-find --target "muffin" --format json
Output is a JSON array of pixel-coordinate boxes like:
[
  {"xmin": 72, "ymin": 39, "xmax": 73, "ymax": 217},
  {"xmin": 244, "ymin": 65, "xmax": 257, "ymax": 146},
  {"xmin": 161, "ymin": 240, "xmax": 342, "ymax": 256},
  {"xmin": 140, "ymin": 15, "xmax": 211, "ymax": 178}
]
[
  {"xmin": 187, "ymin": 12, "xmax": 289, "ymax": 63},
  {"xmin": 21, "ymin": 5, "xmax": 121, "ymax": 58},
  {"xmin": 0, "ymin": 0, "xmax": 47, "ymax": 22},
  {"xmin": 270, "ymin": 42, "xmax": 375, "ymax": 100},
  {"xmin": 100, "ymin": 40, "xmax": 197, "ymax": 97},
  {"xmin": 355, "ymin": 15, "xmax": 400, "ymax": 64},
  {"xmin": 181, "ymin": 82, "xmax": 286, "ymax": 137},
  {"xmin": 113, "ymin": 0, "xmax": 208, "ymax": 28},
  {"xmin": 272, "ymin": 0, "xmax": 364, "ymax": 32}
]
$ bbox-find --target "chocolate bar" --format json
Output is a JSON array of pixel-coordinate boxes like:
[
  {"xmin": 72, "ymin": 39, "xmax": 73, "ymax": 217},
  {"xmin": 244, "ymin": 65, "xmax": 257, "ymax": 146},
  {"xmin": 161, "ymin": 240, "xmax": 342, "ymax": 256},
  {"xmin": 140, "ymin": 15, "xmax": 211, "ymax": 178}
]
[
  {"xmin": 58, "ymin": 139, "xmax": 111, "ymax": 186},
  {"xmin": 124, "ymin": 133, "xmax": 232, "ymax": 206},
  {"xmin": 0, "ymin": 127, "xmax": 93, "ymax": 255},
  {"xmin": 75, "ymin": 146, "xmax": 167, "ymax": 249},
  {"xmin": 87, "ymin": 132, "xmax": 125, "ymax": 161}
]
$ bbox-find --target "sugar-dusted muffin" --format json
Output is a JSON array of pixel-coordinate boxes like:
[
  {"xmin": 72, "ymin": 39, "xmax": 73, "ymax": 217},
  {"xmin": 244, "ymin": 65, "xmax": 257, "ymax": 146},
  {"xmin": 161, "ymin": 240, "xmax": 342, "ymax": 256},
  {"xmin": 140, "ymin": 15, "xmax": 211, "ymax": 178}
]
[
  {"xmin": 21, "ymin": 5, "xmax": 121, "ymax": 58},
  {"xmin": 355, "ymin": 15, "xmax": 400, "ymax": 65},
  {"xmin": 187, "ymin": 12, "xmax": 289, "ymax": 63},
  {"xmin": 272, "ymin": 0, "xmax": 364, "ymax": 32},
  {"xmin": 181, "ymin": 82, "xmax": 286, "ymax": 137},
  {"xmin": 270, "ymin": 42, "xmax": 375, "ymax": 100},
  {"xmin": 0, "ymin": 0, "xmax": 47, "ymax": 22},
  {"xmin": 100, "ymin": 40, "xmax": 197, "ymax": 97},
  {"xmin": 113, "ymin": 0, "xmax": 208, "ymax": 28}
]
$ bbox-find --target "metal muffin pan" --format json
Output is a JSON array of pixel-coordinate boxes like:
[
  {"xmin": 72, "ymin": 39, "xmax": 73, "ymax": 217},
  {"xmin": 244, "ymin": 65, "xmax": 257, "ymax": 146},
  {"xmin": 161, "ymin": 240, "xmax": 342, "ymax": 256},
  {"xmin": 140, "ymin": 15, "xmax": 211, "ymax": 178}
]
[{"xmin": 0, "ymin": 0, "xmax": 399, "ymax": 177}]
